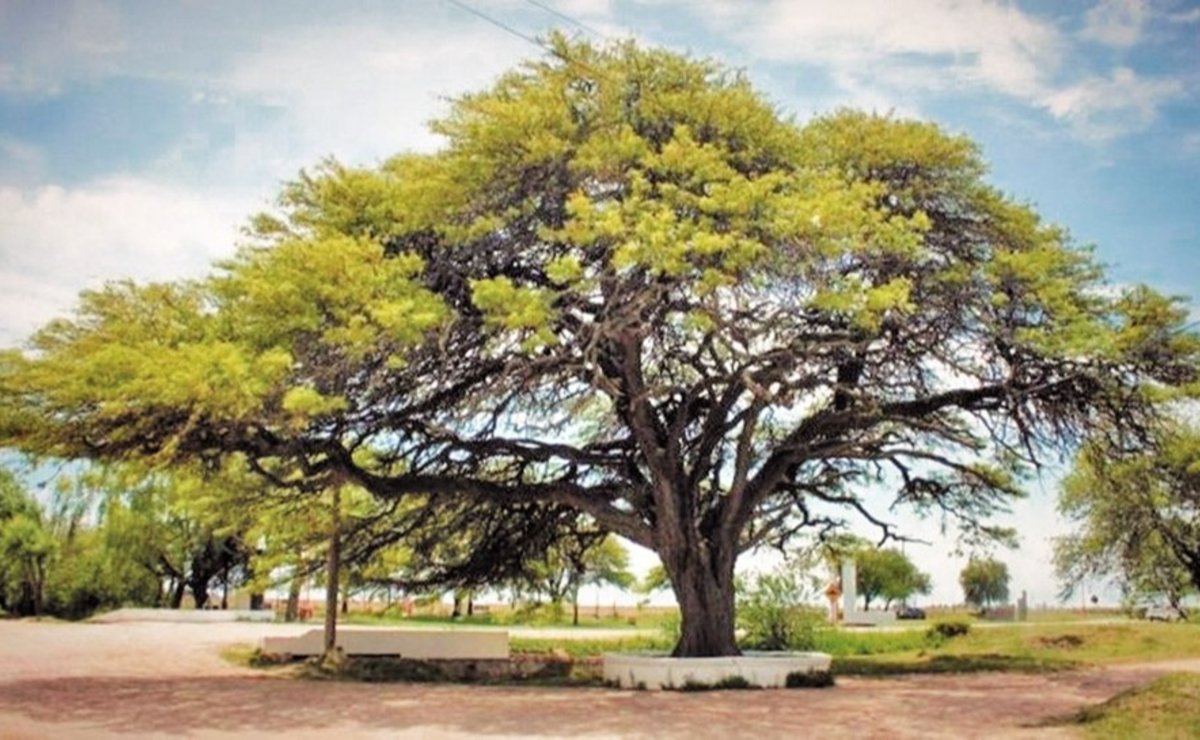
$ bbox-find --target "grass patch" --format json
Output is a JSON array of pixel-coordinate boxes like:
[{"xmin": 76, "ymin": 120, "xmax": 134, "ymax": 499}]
[
  {"xmin": 835, "ymin": 653, "xmax": 1076, "ymax": 676},
  {"xmin": 1046, "ymin": 672, "xmax": 1200, "ymax": 738},
  {"xmin": 811, "ymin": 628, "xmax": 932, "ymax": 656},
  {"xmin": 219, "ymin": 644, "xmax": 295, "ymax": 670},
  {"xmin": 827, "ymin": 622, "xmax": 1200, "ymax": 676}
]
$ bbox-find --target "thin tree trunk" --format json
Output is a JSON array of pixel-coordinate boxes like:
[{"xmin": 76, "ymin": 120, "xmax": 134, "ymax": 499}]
[
  {"xmin": 169, "ymin": 579, "xmax": 186, "ymax": 609},
  {"xmin": 323, "ymin": 487, "xmax": 341, "ymax": 657},
  {"xmin": 30, "ymin": 560, "xmax": 45, "ymax": 617}
]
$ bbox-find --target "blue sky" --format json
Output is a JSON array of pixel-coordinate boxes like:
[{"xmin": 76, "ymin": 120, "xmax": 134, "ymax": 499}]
[{"xmin": 1, "ymin": 0, "xmax": 1197, "ymax": 606}]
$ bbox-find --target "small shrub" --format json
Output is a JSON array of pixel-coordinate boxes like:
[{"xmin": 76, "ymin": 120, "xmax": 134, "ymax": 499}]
[
  {"xmin": 737, "ymin": 570, "xmax": 826, "ymax": 651},
  {"xmin": 301, "ymin": 656, "xmax": 450, "ymax": 683},
  {"xmin": 786, "ymin": 670, "xmax": 835, "ymax": 689},
  {"xmin": 678, "ymin": 675, "xmax": 756, "ymax": 691},
  {"xmin": 1037, "ymin": 634, "xmax": 1084, "ymax": 649},
  {"xmin": 659, "ymin": 611, "xmax": 682, "ymax": 646},
  {"xmin": 248, "ymin": 649, "xmax": 292, "ymax": 668},
  {"xmin": 927, "ymin": 620, "xmax": 971, "ymax": 641},
  {"xmin": 714, "ymin": 675, "xmax": 756, "ymax": 690}
]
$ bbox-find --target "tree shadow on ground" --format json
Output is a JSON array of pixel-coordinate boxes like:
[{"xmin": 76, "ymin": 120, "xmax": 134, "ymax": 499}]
[{"xmin": 0, "ymin": 674, "xmax": 831, "ymax": 737}]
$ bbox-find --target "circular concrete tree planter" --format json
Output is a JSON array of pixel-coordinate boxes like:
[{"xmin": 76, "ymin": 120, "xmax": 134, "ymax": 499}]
[{"xmin": 602, "ymin": 651, "xmax": 832, "ymax": 690}]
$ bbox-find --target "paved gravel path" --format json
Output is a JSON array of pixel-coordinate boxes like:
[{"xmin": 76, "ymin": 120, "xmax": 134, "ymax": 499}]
[{"xmin": 1, "ymin": 620, "xmax": 1196, "ymax": 739}]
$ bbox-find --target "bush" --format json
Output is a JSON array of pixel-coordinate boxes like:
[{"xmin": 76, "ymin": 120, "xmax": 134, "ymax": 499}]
[
  {"xmin": 786, "ymin": 670, "xmax": 835, "ymax": 688},
  {"xmin": 737, "ymin": 570, "xmax": 826, "ymax": 651},
  {"xmin": 680, "ymin": 675, "xmax": 757, "ymax": 691},
  {"xmin": 927, "ymin": 620, "xmax": 971, "ymax": 642}
]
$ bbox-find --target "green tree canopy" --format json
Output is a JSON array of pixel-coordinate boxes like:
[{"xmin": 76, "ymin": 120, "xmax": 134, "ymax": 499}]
[
  {"xmin": 855, "ymin": 547, "xmax": 932, "ymax": 610},
  {"xmin": 1055, "ymin": 421, "xmax": 1200, "ymax": 608},
  {"xmin": 960, "ymin": 557, "xmax": 1011, "ymax": 609},
  {"xmin": 2, "ymin": 37, "xmax": 1198, "ymax": 656},
  {"xmin": 0, "ymin": 470, "xmax": 55, "ymax": 616}
]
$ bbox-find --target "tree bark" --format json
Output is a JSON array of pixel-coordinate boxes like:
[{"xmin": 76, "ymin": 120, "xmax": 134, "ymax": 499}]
[
  {"xmin": 191, "ymin": 578, "xmax": 209, "ymax": 609},
  {"xmin": 665, "ymin": 541, "xmax": 739, "ymax": 657},
  {"xmin": 323, "ymin": 487, "xmax": 341, "ymax": 656},
  {"xmin": 169, "ymin": 578, "xmax": 185, "ymax": 609}
]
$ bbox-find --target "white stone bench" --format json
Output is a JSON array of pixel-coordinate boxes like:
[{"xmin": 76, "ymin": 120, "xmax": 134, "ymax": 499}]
[{"xmin": 260, "ymin": 628, "xmax": 509, "ymax": 659}]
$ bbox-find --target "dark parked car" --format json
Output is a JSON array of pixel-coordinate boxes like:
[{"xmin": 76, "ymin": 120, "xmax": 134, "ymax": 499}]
[{"xmin": 896, "ymin": 605, "xmax": 926, "ymax": 620}]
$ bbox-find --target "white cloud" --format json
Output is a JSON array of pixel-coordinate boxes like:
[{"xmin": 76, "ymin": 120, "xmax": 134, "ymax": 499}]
[
  {"xmin": 1081, "ymin": 0, "xmax": 1148, "ymax": 48},
  {"xmin": 555, "ymin": 0, "xmax": 615, "ymax": 19},
  {"xmin": 1046, "ymin": 67, "xmax": 1184, "ymax": 140},
  {"xmin": 219, "ymin": 22, "xmax": 530, "ymax": 172},
  {"xmin": 0, "ymin": 0, "xmax": 127, "ymax": 95},
  {"xmin": 684, "ymin": 0, "xmax": 1064, "ymax": 101},
  {"xmin": 1169, "ymin": 7, "xmax": 1200, "ymax": 23},
  {"xmin": 656, "ymin": 0, "xmax": 1183, "ymax": 141},
  {"xmin": 0, "ymin": 179, "xmax": 251, "ymax": 346}
]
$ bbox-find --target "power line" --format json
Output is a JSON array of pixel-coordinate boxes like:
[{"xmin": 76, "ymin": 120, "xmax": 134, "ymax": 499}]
[
  {"xmin": 444, "ymin": 0, "xmax": 543, "ymax": 48},
  {"xmin": 523, "ymin": 0, "xmax": 608, "ymax": 40},
  {"xmin": 443, "ymin": 0, "xmax": 612, "ymax": 82}
]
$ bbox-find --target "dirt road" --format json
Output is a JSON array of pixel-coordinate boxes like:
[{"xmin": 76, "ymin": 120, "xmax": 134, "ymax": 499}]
[{"xmin": 0, "ymin": 620, "xmax": 1195, "ymax": 739}]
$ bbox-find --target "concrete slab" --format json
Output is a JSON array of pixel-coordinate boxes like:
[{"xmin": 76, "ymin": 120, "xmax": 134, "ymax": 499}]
[{"xmin": 261, "ymin": 628, "xmax": 509, "ymax": 659}]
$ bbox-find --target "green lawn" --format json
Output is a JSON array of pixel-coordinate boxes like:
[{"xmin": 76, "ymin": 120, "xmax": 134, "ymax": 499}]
[
  {"xmin": 821, "ymin": 622, "xmax": 1200, "ymax": 675},
  {"xmin": 234, "ymin": 614, "xmax": 1200, "ymax": 685},
  {"xmin": 511, "ymin": 620, "xmax": 1200, "ymax": 677}
]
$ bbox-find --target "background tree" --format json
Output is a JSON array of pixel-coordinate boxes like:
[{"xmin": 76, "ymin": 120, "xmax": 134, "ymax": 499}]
[
  {"xmin": 960, "ymin": 557, "xmax": 1010, "ymax": 609},
  {"xmin": 3, "ymin": 38, "xmax": 1197, "ymax": 657},
  {"xmin": 0, "ymin": 466, "xmax": 163, "ymax": 618},
  {"xmin": 1055, "ymin": 422, "xmax": 1200, "ymax": 610},
  {"xmin": 0, "ymin": 481, "xmax": 55, "ymax": 616},
  {"xmin": 519, "ymin": 532, "xmax": 633, "ymax": 624},
  {"xmin": 855, "ymin": 547, "xmax": 932, "ymax": 610}
]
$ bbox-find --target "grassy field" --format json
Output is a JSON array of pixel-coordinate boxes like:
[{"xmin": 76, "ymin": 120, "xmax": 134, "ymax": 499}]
[
  {"xmin": 1047, "ymin": 672, "xmax": 1200, "ymax": 738},
  {"xmin": 231, "ymin": 616, "xmax": 1199, "ymax": 697},
  {"xmin": 830, "ymin": 621, "xmax": 1200, "ymax": 675},
  {"xmin": 503, "ymin": 620, "xmax": 1200, "ymax": 677}
]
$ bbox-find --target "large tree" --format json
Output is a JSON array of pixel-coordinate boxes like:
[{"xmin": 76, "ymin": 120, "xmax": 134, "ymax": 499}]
[
  {"xmin": 1056, "ymin": 422, "xmax": 1200, "ymax": 609},
  {"xmin": 2, "ymin": 39, "xmax": 1197, "ymax": 656}
]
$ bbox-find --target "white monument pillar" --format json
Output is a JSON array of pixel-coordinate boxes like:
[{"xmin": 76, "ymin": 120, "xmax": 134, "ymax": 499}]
[{"xmin": 841, "ymin": 559, "xmax": 857, "ymax": 617}]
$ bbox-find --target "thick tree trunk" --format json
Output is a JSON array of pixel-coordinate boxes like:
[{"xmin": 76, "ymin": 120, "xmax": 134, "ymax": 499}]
[
  {"xmin": 191, "ymin": 578, "xmax": 210, "ymax": 609},
  {"xmin": 323, "ymin": 487, "xmax": 341, "ymax": 657},
  {"xmin": 666, "ymin": 543, "xmax": 739, "ymax": 657}
]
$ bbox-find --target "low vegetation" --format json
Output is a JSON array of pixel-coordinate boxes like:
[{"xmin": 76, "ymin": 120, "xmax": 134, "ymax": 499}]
[
  {"xmin": 834, "ymin": 622, "xmax": 1200, "ymax": 676},
  {"xmin": 226, "ymin": 616, "xmax": 1200, "ymax": 691},
  {"xmin": 1048, "ymin": 672, "xmax": 1200, "ymax": 738}
]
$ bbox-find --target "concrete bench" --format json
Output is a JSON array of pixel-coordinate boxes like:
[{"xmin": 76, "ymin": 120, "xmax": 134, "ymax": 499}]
[{"xmin": 260, "ymin": 628, "xmax": 509, "ymax": 659}]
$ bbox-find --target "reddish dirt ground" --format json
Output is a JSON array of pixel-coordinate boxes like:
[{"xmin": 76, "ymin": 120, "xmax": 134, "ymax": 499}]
[{"xmin": 0, "ymin": 620, "xmax": 1195, "ymax": 739}]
